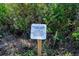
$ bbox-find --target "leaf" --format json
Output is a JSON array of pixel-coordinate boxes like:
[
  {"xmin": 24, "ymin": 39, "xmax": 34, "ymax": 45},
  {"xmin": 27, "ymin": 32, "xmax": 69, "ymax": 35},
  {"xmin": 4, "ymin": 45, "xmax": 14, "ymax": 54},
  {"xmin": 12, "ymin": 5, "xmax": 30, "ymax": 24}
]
[{"xmin": 53, "ymin": 31, "xmax": 58, "ymax": 40}]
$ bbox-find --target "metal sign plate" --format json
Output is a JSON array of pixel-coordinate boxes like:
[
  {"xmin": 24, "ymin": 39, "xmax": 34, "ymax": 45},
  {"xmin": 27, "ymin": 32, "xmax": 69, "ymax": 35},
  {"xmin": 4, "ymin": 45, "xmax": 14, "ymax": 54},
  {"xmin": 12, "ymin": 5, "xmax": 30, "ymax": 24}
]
[{"xmin": 31, "ymin": 24, "xmax": 46, "ymax": 40}]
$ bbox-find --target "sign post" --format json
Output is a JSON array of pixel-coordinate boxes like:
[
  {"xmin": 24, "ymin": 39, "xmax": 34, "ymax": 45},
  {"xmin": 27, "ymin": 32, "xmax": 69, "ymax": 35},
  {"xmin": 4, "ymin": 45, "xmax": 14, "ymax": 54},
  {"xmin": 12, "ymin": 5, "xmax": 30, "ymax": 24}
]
[
  {"xmin": 37, "ymin": 39, "xmax": 42, "ymax": 56},
  {"xmin": 31, "ymin": 24, "xmax": 46, "ymax": 56}
]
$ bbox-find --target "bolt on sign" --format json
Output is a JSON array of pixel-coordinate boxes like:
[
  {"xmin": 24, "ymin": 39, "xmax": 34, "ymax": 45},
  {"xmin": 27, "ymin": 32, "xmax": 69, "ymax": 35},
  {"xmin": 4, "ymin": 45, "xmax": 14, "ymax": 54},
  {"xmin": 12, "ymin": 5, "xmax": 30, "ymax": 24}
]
[{"xmin": 30, "ymin": 24, "xmax": 47, "ymax": 56}]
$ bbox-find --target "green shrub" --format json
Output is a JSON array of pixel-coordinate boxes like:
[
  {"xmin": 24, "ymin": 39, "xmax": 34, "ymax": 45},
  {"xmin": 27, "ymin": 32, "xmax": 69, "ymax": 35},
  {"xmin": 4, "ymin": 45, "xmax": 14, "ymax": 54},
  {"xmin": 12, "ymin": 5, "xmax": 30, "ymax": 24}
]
[{"xmin": 16, "ymin": 50, "xmax": 35, "ymax": 56}]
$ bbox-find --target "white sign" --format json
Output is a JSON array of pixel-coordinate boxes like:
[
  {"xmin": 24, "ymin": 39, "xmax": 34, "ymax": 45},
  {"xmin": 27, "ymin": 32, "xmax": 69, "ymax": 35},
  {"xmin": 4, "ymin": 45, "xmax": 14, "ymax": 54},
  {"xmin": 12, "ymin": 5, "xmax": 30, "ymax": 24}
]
[{"xmin": 31, "ymin": 24, "xmax": 46, "ymax": 40}]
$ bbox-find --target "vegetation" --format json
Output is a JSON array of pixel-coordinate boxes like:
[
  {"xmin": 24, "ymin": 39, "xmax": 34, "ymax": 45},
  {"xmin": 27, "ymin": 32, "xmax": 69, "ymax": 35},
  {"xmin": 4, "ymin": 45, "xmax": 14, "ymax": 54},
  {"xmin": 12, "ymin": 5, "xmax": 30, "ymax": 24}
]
[{"xmin": 0, "ymin": 3, "xmax": 79, "ymax": 56}]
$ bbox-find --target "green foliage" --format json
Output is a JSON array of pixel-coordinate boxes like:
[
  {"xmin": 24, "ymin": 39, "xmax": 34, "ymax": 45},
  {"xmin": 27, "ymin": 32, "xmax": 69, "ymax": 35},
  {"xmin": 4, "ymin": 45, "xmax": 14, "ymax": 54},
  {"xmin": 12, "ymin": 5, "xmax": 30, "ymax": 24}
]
[
  {"xmin": 53, "ymin": 31, "xmax": 64, "ymax": 40},
  {"xmin": 64, "ymin": 51, "xmax": 73, "ymax": 56},
  {"xmin": 72, "ymin": 27, "xmax": 79, "ymax": 40},
  {"xmin": 72, "ymin": 32, "xmax": 79, "ymax": 38},
  {"xmin": 16, "ymin": 50, "xmax": 35, "ymax": 56},
  {"xmin": 0, "ymin": 3, "xmax": 79, "ymax": 56},
  {"xmin": 0, "ymin": 4, "xmax": 7, "ymax": 26},
  {"xmin": 14, "ymin": 19, "xmax": 27, "ymax": 30}
]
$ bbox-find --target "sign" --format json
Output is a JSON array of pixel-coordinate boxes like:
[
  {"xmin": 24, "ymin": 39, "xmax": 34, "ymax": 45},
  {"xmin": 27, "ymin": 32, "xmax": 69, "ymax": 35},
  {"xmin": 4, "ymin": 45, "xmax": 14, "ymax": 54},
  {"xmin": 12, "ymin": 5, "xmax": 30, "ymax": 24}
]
[{"xmin": 31, "ymin": 24, "xmax": 46, "ymax": 40}]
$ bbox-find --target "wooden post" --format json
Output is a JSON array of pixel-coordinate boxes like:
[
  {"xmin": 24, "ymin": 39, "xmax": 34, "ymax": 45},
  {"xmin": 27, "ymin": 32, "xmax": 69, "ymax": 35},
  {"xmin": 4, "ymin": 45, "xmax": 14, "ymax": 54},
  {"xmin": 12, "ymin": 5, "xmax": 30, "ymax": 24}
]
[{"xmin": 37, "ymin": 39, "xmax": 42, "ymax": 56}]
